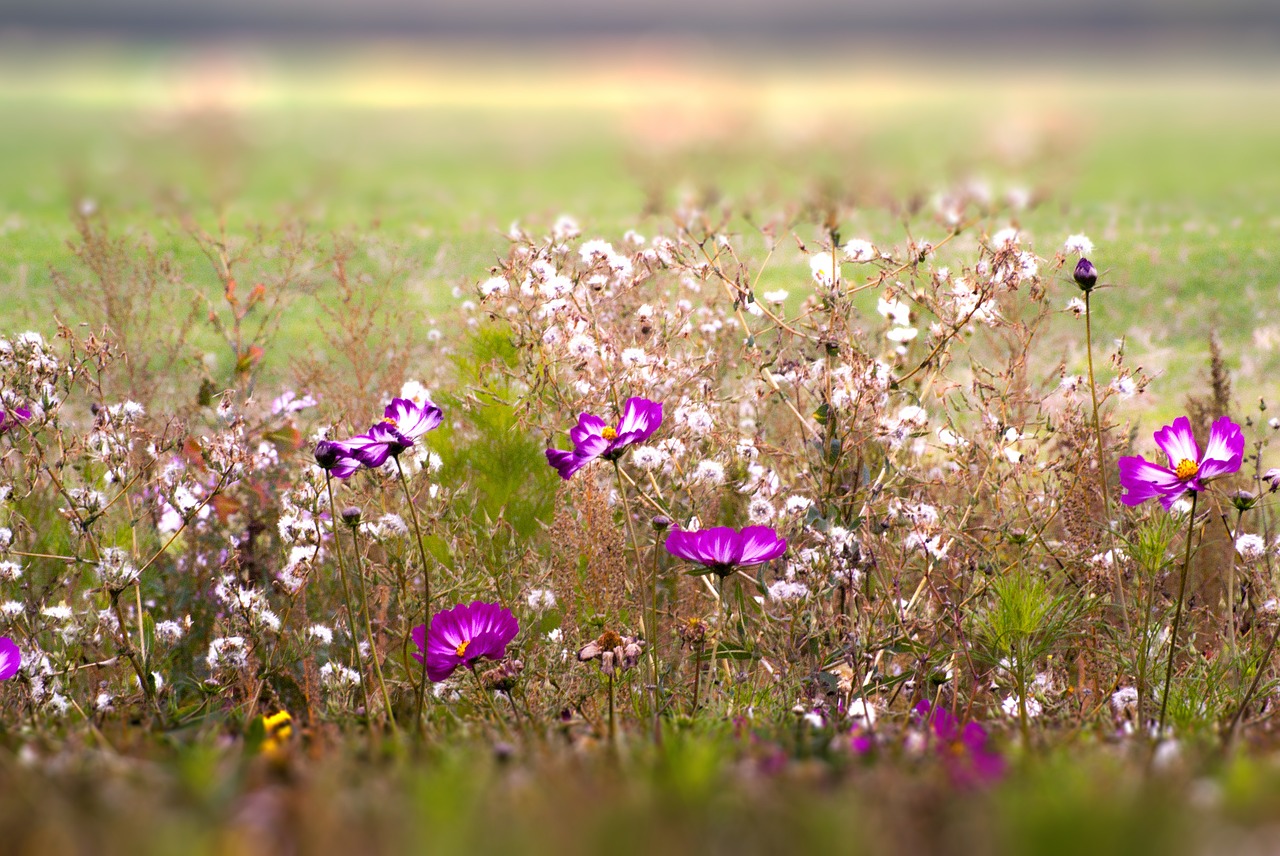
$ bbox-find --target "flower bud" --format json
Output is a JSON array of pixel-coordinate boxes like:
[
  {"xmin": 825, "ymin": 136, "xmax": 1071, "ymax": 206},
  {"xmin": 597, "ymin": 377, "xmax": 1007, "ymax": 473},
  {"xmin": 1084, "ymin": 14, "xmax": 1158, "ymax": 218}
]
[
  {"xmin": 1073, "ymin": 258, "xmax": 1098, "ymax": 293},
  {"xmin": 651, "ymin": 515, "xmax": 672, "ymax": 531},
  {"xmin": 314, "ymin": 440, "xmax": 344, "ymax": 470},
  {"xmin": 1230, "ymin": 489, "xmax": 1258, "ymax": 512},
  {"xmin": 340, "ymin": 506, "xmax": 362, "ymax": 526}
]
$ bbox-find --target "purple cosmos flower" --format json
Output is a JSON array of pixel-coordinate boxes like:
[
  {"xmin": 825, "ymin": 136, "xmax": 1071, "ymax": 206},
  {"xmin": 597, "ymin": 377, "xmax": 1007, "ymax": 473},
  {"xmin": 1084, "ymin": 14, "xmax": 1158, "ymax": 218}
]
[
  {"xmin": 0, "ymin": 636, "xmax": 19, "ymax": 680},
  {"xmin": 665, "ymin": 525, "xmax": 787, "ymax": 578},
  {"xmin": 914, "ymin": 700, "xmax": 1004, "ymax": 787},
  {"xmin": 411, "ymin": 601, "xmax": 519, "ymax": 683},
  {"xmin": 0, "ymin": 405, "xmax": 31, "ymax": 435},
  {"xmin": 1073, "ymin": 257, "xmax": 1098, "ymax": 292},
  {"xmin": 314, "ymin": 439, "xmax": 361, "ymax": 479},
  {"xmin": 1118, "ymin": 416, "xmax": 1244, "ymax": 510},
  {"xmin": 348, "ymin": 397, "xmax": 444, "ymax": 469},
  {"xmin": 545, "ymin": 396, "xmax": 662, "ymax": 480}
]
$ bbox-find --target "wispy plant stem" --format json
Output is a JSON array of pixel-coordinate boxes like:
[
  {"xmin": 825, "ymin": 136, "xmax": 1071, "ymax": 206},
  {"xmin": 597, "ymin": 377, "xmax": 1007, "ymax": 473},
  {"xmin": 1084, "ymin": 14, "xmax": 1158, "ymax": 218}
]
[{"xmin": 348, "ymin": 519, "xmax": 398, "ymax": 734}]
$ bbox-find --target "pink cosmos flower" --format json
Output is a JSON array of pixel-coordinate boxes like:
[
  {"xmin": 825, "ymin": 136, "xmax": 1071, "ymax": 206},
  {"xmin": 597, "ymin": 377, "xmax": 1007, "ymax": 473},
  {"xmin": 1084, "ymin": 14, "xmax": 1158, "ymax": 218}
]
[
  {"xmin": 1118, "ymin": 416, "xmax": 1244, "ymax": 510},
  {"xmin": 411, "ymin": 601, "xmax": 519, "ymax": 683},
  {"xmin": 546, "ymin": 397, "xmax": 662, "ymax": 480},
  {"xmin": 0, "ymin": 636, "xmax": 20, "ymax": 680},
  {"xmin": 347, "ymin": 397, "xmax": 444, "ymax": 469},
  {"xmin": 665, "ymin": 525, "xmax": 787, "ymax": 578},
  {"xmin": 913, "ymin": 700, "xmax": 1004, "ymax": 787}
]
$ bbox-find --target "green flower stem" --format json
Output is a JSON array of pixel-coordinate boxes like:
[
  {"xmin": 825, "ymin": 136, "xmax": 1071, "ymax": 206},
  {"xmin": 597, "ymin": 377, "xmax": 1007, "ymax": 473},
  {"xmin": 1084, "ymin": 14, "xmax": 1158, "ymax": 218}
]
[
  {"xmin": 1159, "ymin": 491, "xmax": 1199, "ymax": 735},
  {"xmin": 325, "ymin": 472, "xmax": 372, "ymax": 721}
]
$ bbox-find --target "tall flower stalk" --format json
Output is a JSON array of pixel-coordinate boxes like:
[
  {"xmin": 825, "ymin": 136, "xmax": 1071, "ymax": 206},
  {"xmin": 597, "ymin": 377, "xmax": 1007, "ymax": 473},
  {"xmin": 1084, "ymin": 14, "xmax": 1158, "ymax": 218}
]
[
  {"xmin": 395, "ymin": 457, "xmax": 434, "ymax": 730},
  {"xmin": 323, "ymin": 471, "xmax": 371, "ymax": 720},
  {"xmin": 1158, "ymin": 491, "xmax": 1198, "ymax": 734},
  {"xmin": 1076, "ymin": 258, "xmax": 1128, "ymax": 627},
  {"xmin": 345, "ymin": 508, "xmax": 398, "ymax": 733}
]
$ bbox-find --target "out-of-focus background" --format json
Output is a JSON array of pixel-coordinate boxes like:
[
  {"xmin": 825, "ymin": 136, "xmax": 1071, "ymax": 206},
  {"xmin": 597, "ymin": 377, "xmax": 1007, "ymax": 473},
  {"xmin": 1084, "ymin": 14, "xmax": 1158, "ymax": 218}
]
[{"xmin": 1, "ymin": 1, "xmax": 1278, "ymax": 408}]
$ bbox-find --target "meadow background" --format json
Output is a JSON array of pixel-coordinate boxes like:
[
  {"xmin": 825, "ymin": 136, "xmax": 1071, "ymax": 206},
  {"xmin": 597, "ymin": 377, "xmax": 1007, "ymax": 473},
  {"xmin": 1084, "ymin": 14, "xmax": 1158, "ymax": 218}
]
[{"xmin": 2, "ymin": 30, "xmax": 1280, "ymax": 856}]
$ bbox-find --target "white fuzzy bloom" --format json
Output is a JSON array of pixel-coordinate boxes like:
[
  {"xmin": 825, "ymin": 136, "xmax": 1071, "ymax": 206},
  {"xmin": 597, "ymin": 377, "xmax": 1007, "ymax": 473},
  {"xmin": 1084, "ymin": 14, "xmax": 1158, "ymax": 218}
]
[
  {"xmin": 41, "ymin": 604, "xmax": 73, "ymax": 622},
  {"xmin": 0, "ymin": 527, "xmax": 10, "ymax": 551},
  {"xmin": 676, "ymin": 405, "xmax": 716, "ymax": 436},
  {"xmin": 1066, "ymin": 297, "xmax": 1087, "ymax": 316},
  {"xmin": 206, "ymin": 636, "xmax": 248, "ymax": 672},
  {"xmin": 1, "ymin": 601, "xmax": 23, "ymax": 616},
  {"xmin": 630, "ymin": 446, "xmax": 666, "ymax": 471},
  {"xmin": 809, "ymin": 252, "xmax": 840, "ymax": 288},
  {"xmin": 479, "ymin": 276, "xmax": 509, "ymax": 298},
  {"xmin": 320, "ymin": 662, "xmax": 362, "ymax": 691},
  {"xmin": 762, "ymin": 289, "xmax": 789, "ymax": 304},
  {"xmin": 1001, "ymin": 694, "xmax": 1043, "ymax": 719},
  {"xmin": 785, "ymin": 496, "xmax": 814, "ymax": 515},
  {"xmin": 1111, "ymin": 686, "xmax": 1139, "ymax": 715},
  {"xmin": 377, "ymin": 513, "xmax": 409, "ymax": 537},
  {"xmin": 566, "ymin": 334, "xmax": 598, "ymax": 360},
  {"xmin": 620, "ymin": 348, "xmax": 648, "ymax": 367},
  {"xmin": 692, "ymin": 460, "xmax": 726, "ymax": 485},
  {"xmin": 1236, "ymin": 534, "xmax": 1267, "ymax": 561},
  {"xmin": 154, "ymin": 620, "xmax": 186, "ymax": 644},
  {"xmin": 95, "ymin": 548, "xmax": 140, "ymax": 589},
  {"xmin": 307, "ymin": 624, "xmax": 335, "ymax": 645},
  {"xmin": 886, "ymin": 326, "xmax": 919, "ymax": 343},
  {"xmin": 877, "ymin": 297, "xmax": 911, "ymax": 326},
  {"xmin": 748, "ymin": 497, "xmax": 776, "ymax": 524},
  {"xmin": 843, "ymin": 239, "xmax": 876, "ymax": 262},
  {"xmin": 848, "ymin": 697, "xmax": 877, "ymax": 727},
  {"xmin": 527, "ymin": 588, "xmax": 557, "ymax": 613},
  {"xmin": 636, "ymin": 303, "xmax": 655, "ymax": 320},
  {"xmin": 1110, "ymin": 376, "xmax": 1138, "ymax": 400},
  {"xmin": 0, "ymin": 561, "xmax": 21, "ymax": 582},
  {"xmin": 990, "ymin": 227, "xmax": 1020, "ymax": 249},
  {"xmin": 1064, "ymin": 234, "xmax": 1094, "ymax": 255},
  {"xmin": 768, "ymin": 580, "xmax": 810, "ymax": 602}
]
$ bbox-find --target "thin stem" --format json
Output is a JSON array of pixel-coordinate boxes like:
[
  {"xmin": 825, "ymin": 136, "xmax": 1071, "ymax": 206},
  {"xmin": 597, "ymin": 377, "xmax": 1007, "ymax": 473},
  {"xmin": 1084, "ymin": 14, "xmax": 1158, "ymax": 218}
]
[
  {"xmin": 691, "ymin": 642, "xmax": 703, "ymax": 714},
  {"xmin": 349, "ymin": 521, "xmax": 398, "ymax": 734},
  {"xmin": 1159, "ymin": 491, "xmax": 1199, "ymax": 735},
  {"xmin": 1085, "ymin": 289, "xmax": 1130, "ymax": 632},
  {"xmin": 1224, "ymin": 508, "xmax": 1244, "ymax": 672},
  {"xmin": 325, "ymin": 473, "xmax": 372, "ymax": 720},
  {"xmin": 1226, "ymin": 602, "xmax": 1280, "ymax": 749},
  {"xmin": 394, "ymin": 457, "xmax": 433, "ymax": 731},
  {"xmin": 607, "ymin": 671, "xmax": 616, "ymax": 747},
  {"xmin": 651, "ymin": 534, "xmax": 664, "ymax": 744}
]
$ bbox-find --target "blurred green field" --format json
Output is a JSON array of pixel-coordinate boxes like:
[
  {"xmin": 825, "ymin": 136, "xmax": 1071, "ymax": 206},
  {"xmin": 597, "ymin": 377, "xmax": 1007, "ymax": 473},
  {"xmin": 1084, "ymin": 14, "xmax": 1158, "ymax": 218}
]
[{"xmin": 1, "ymin": 42, "xmax": 1279, "ymax": 408}]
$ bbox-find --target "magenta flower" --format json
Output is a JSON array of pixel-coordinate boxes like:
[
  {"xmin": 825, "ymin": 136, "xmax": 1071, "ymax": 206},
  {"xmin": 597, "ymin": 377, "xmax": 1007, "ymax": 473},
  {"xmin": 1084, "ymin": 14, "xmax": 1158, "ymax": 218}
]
[
  {"xmin": 348, "ymin": 397, "xmax": 443, "ymax": 469},
  {"xmin": 665, "ymin": 525, "xmax": 787, "ymax": 578},
  {"xmin": 0, "ymin": 636, "xmax": 19, "ymax": 680},
  {"xmin": 545, "ymin": 397, "xmax": 662, "ymax": 480},
  {"xmin": 411, "ymin": 601, "xmax": 519, "ymax": 683},
  {"xmin": 0, "ymin": 405, "xmax": 31, "ymax": 435},
  {"xmin": 314, "ymin": 439, "xmax": 361, "ymax": 479},
  {"xmin": 914, "ymin": 700, "xmax": 1004, "ymax": 787},
  {"xmin": 1118, "ymin": 416, "xmax": 1244, "ymax": 510}
]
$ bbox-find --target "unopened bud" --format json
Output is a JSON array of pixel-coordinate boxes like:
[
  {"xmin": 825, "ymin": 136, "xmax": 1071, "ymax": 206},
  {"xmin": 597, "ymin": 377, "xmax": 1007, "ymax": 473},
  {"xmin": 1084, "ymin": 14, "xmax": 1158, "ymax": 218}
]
[
  {"xmin": 651, "ymin": 515, "xmax": 672, "ymax": 531},
  {"xmin": 340, "ymin": 506, "xmax": 362, "ymax": 526},
  {"xmin": 1073, "ymin": 258, "xmax": 1098, "ymax": 293}
]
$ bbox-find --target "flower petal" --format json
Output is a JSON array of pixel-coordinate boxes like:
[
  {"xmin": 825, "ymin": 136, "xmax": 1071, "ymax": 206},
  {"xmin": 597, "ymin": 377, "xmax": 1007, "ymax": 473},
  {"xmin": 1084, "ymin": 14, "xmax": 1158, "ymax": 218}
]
[
  {"xmin": 1117, "ymin": 455, "xmax": 1185, "ymax": 507},
  {"xmin": 1153, "ymin": 416, "xmax": 1199, "ymax": 469},
  {"xmin": 0, "ymin": 637, "xmax": 19, "ymax": 681},
  {"xmin": 546, "ymin": 448, "xmax": 587, "ymax": 480},
  {"xmin": 1197, "ymin": 415, "xmax": 1244, "ymax": 480},
  {"xmin": 736, "ymin": 526, "xmax": 787, "ymax": 566}
]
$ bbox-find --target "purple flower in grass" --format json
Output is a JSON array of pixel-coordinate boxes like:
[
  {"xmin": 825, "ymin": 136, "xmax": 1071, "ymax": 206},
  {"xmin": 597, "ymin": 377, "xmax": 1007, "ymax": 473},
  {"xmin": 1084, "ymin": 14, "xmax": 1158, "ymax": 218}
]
[
  {"xmin": 665, "ymin": 525, "xmax": 787, "ymax": 578},
  {"xmin": 0, "ymin": 636, "xmax": 19, "ymax": 680},
  {"xmin": 1073, "ymin": 257, "xmax": 1098, "ymax": 292},
  {"xmin": 412, "ymin": 601, "xmax": 519, "ymax": 683},
  {"xmin": 314, "ymin": 439, "xmax": 361, "ymax": 479},
  {"xmin": 0, "ymin": 405, "xmax": 31, "ymax": 435},
  {"xmin": 545, "ymin": 397, "xmax": 662, "ymax": 480},
  {"xmin": 348, "ymin": 397, "xmax": 443, "ymax": 469},
  {"xmin": 1118, "ymin": 416, "xmax": 1243, "ymax": 510},
  {"xmin": 913, "ymin": 700, "xmax": 1004, "ymax": 787}
]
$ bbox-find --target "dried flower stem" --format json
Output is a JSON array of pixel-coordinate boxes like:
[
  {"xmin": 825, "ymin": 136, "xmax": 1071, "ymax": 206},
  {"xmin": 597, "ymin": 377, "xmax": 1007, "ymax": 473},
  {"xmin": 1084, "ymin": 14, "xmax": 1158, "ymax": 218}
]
[{"xmin": 349, "ymin": 521, "xmax": 398, "ymax": 733}]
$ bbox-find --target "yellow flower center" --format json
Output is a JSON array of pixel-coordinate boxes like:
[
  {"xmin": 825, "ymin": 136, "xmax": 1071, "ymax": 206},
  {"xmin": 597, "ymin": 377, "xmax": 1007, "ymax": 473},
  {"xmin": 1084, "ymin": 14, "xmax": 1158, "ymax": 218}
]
[
  {"xmin": 601, "ymin": 426, "xmax": 618, "ymax": 441},
  {"xmin": 455, "ymin": 639, "xmax": 471, "ymax": 658},
  {"xmin": 1175, "ymin": 458, "xmax": 1199, "ymax": 480}
]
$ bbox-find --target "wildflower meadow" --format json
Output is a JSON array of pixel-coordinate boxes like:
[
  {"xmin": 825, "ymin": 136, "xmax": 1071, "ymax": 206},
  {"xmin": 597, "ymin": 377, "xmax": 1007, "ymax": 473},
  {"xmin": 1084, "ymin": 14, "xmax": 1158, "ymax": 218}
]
[{"xmin": 1, "ymin": 41, "xmax": 1280, "ymax": 856}]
